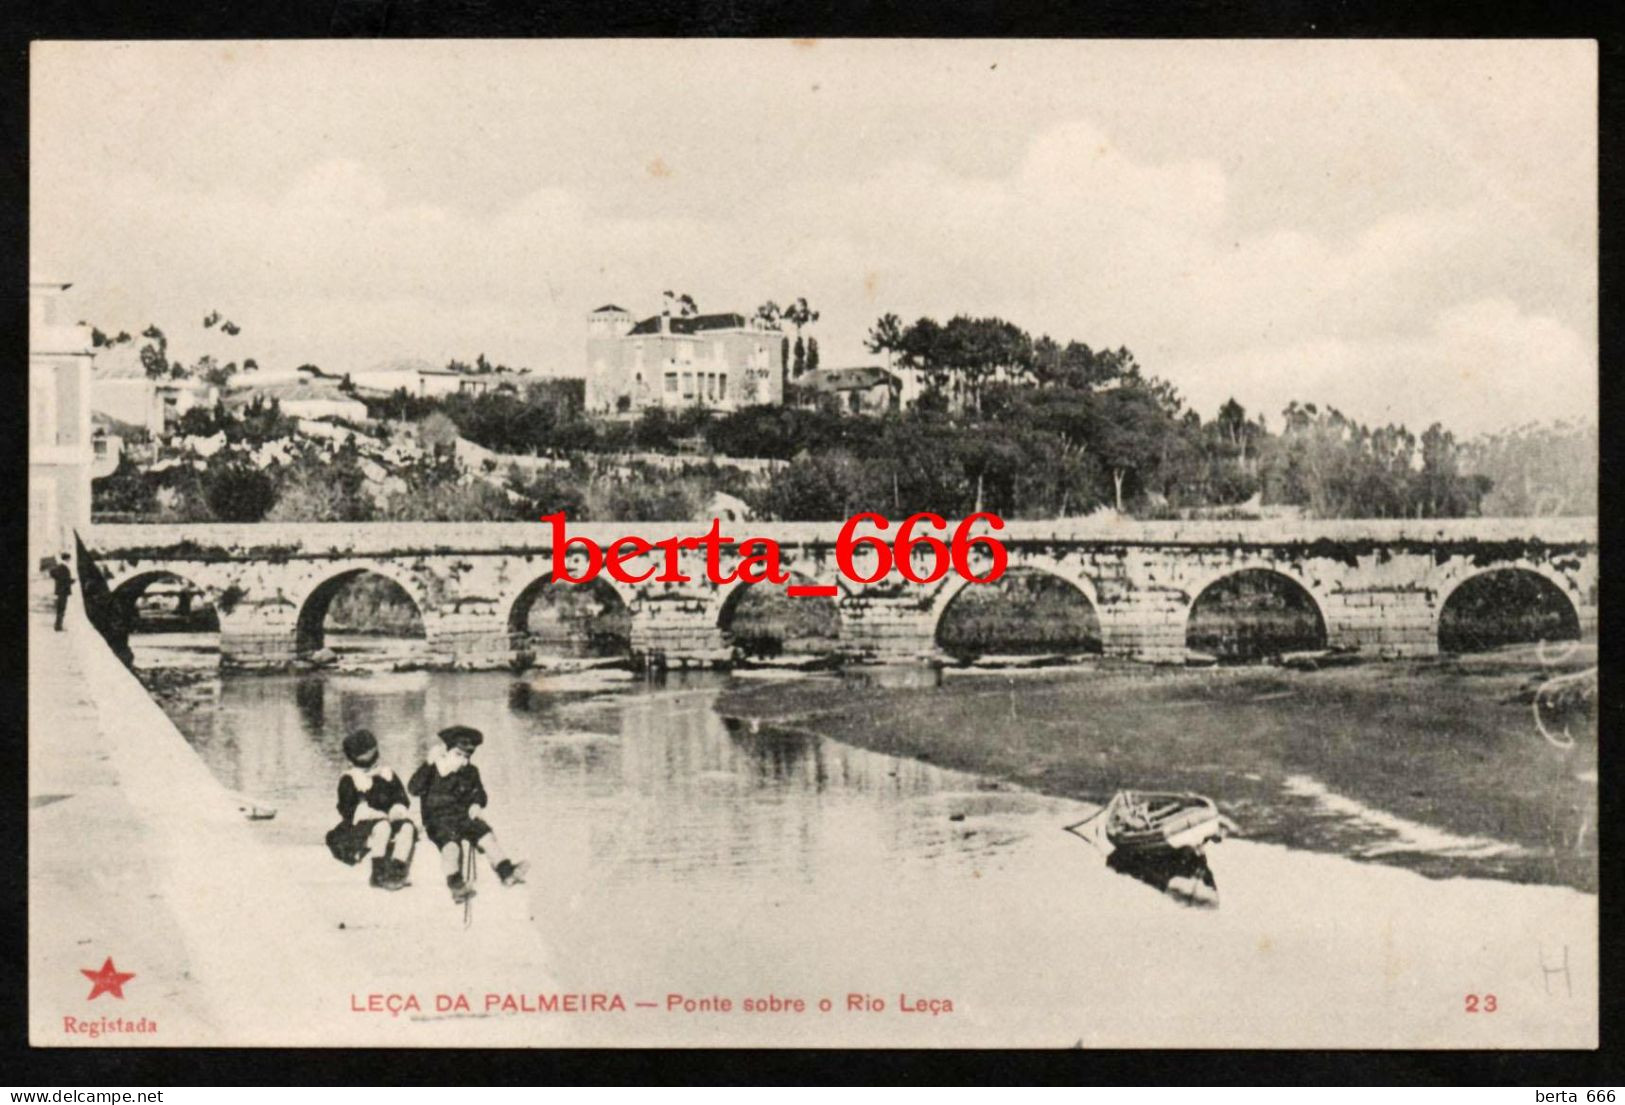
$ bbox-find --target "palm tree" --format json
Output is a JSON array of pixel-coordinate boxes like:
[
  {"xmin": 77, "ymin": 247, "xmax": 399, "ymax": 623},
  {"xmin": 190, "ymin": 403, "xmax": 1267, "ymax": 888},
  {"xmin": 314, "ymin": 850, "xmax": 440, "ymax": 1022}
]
[{"xmin": 782, "ymin": 297, "xmax": 819, "ymax": 378}]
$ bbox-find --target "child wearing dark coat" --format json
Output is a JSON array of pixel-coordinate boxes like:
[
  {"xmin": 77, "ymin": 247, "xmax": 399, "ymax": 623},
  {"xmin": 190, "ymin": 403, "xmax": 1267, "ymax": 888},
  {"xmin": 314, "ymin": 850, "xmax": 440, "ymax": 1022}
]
[
  {"xmin": 408, "ymin": 725, "xmax": 527, "ymax": 904},
  {"xmin": 324, "ymin": 730, "xmax": 417, "ymax": 891}
]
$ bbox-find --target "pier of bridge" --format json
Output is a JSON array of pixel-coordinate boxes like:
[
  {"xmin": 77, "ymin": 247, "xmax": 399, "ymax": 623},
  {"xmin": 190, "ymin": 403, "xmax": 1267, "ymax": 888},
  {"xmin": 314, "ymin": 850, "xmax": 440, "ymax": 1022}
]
[{"xmin": 83, "ymin": 517, "xmax": 1598, "ymax": 669}]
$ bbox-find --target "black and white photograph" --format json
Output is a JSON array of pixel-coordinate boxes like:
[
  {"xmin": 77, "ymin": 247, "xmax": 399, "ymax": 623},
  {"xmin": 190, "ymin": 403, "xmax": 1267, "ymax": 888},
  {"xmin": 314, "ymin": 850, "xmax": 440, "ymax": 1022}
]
[{"xmin": 26, "ymin": 38, "xmax": 1598, "ymax": 1049}]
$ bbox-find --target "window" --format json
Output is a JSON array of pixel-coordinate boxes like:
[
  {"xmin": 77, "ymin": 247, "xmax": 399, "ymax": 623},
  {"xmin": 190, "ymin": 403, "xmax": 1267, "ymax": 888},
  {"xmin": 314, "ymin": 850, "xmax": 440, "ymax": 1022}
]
[
  {"xmin": 718, "ymin": 374, "xmax": 728, "ymax": 400},
  {"xmin": 665, "ymin": 372, "xmax": 678, "ymax": 394},
  {"xmin": 681, "ymin": 372, "xmax": 693, "ymax": 399}
]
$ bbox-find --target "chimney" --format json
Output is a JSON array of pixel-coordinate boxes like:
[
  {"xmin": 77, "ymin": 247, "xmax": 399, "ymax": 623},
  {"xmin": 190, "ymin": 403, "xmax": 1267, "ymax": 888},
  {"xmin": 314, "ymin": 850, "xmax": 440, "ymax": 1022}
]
[{"xmin": 661, "ymin": 290, "xmax": 674, "ymax": 334}]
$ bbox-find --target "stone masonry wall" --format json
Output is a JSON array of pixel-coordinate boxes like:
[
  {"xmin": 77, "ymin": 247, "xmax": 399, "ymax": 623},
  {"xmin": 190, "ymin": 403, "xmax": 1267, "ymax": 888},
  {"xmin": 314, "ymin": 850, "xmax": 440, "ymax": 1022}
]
[{"xmin": 86, "ymin": 518, "xmax": 1599, "ymax": 668}]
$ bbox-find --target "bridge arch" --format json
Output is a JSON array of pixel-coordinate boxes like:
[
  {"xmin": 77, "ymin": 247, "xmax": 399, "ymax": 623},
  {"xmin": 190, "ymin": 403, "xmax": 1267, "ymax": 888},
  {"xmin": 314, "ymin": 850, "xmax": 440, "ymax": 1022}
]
[
  {"xmin": 111, "ymin": 567, "xmax": 219, "ymax": 607},
  {"xmin": 929, "ymin": 555, "xmax": 1103, "ymax": 659},
  {"xmin": 714, "ymin": 571, "xmax": 846, "ymax": 658},
  {"xmin": 1184, "ymin": 565, "xmax": 1328, "ymax": 662},
  {"xmin": 507, "ymin": 574, "xmax": 634, "ymax": 659},
  {"xmin": 293, "ymin": 563, "xmax": 431, "ymax": 655},
  {"xmin": 112, "ymin": 569, "xmax": 223, "ymax": 632},
  {"xmin": 1435, "ymin": 565, "xmax": 1582, "ymax": 654}
]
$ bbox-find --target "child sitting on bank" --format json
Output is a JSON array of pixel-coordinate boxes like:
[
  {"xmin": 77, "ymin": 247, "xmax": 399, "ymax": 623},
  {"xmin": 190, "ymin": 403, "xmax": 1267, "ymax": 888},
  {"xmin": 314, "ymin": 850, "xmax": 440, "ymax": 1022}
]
[
  {"xmin": 408, "ymin": 725, "xmax": 528, "ymax": 904},
  {"xmin": 324, "ymin": 729, "xmax": 417, "ymax": 891}
]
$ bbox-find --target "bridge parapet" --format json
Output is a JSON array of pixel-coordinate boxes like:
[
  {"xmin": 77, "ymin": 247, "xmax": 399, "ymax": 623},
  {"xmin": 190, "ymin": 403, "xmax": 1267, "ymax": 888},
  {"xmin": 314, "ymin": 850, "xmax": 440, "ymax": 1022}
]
[{"xmin": 86, "ymin": 516, "xmax": 1599, "ymax": 558}]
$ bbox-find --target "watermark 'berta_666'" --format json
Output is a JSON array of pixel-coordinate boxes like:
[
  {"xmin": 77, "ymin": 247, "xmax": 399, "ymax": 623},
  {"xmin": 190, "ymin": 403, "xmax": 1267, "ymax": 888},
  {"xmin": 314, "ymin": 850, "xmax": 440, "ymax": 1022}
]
[{"xmin": 540, "ymin": 511, "xmax": 1010, "ymax": 589}]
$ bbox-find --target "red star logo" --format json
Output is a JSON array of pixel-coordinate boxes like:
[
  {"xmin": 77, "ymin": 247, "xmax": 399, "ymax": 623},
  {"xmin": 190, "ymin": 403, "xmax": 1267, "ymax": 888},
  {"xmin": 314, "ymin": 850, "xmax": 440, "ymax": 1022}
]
[{"xmin": 81, "ymin": 957, "xmax": 135, "ymax": 1001}]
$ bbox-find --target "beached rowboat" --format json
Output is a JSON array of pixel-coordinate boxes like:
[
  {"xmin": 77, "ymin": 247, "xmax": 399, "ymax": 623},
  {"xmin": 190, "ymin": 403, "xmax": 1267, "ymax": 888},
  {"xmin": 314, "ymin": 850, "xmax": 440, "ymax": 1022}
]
[
  {"xmin": 1102, "ymin": 790, "xmax": 1230, "ymax": 855},
  {"xmin": 1066, "ymin": 790, "xmax": 1232, "ymax": 856}
]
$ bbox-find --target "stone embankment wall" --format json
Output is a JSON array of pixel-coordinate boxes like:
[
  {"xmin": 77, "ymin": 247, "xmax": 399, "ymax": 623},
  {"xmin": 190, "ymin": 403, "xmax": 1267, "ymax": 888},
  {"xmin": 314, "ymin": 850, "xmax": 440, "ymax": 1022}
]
[{"xmin": 36, "ymin": 587, "xmax": 561, "ymax": 1045}]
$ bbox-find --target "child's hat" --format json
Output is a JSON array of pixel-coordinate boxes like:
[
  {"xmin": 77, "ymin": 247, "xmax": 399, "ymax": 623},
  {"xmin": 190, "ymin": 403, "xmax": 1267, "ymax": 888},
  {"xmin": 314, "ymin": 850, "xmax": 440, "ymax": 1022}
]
[
  {"xmin": 342, "ymin": 729, "xmax": 379, "ymax": 764},
  {"xmin": 438, "ymin": 725, "xmax": 484, "ymax": 750}
]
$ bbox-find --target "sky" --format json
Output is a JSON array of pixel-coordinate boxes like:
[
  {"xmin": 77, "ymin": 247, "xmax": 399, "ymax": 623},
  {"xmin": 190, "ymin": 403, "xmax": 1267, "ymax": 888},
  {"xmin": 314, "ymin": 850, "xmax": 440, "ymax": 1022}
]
[{"xmin": 31, "ymin": 39, "xmax": 1596, "ymax": 435}]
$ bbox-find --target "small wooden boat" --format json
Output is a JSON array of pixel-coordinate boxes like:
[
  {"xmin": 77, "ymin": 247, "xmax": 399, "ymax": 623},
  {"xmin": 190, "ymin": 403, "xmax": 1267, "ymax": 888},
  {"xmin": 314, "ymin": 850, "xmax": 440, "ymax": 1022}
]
[
  {"xmin": 1104, "ymin": 791, "xmax": 1230, "ymax": 855},
  {"xmin": 1066, "ymin": 790, "xmax": 1232, "ymax": 857}
]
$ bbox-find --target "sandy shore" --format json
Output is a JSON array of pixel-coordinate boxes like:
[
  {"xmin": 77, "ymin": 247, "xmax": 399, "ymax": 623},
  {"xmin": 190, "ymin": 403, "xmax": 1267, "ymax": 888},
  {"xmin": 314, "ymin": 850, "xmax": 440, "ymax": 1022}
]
[{"xmin": 716, "ymin": 648, "xmax": 1599, "ymax": 891}]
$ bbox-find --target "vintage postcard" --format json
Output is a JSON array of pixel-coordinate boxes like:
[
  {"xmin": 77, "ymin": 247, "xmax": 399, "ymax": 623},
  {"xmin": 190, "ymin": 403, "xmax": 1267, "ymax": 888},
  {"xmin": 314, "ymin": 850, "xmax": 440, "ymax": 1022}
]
[{"xmin": 28, "ymin": 39, "xmax": 1597, "ymax": 1048}]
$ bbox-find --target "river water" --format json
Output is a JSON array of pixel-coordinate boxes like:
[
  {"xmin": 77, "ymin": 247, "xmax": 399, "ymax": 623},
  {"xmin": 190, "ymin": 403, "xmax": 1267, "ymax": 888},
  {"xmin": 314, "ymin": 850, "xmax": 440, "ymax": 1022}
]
[{"xmin": 142, "ymin": 637, "xmax": 1598, "ymax": 1047}]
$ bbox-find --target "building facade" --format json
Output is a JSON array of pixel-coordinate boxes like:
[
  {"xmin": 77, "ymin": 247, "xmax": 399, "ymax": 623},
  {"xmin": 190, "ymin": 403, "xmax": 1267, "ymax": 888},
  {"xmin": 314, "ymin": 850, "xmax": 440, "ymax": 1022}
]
[
  {"xmin": 416, "ymin": 367, "xmax": 528, "ymax": 398},
  {"xmin": 223, "ymin": 379, "xmax": 370, "ymax": 422},
  {"xmin": 90, "ymin": 344, "xmax": 216, "ymax": 436},
  {"xmin": 584, "ymin": 302, "xmax": 784, "ymax": 414},
  {"xmin": 29, "ymin": 280, "xmax": 96, "ymax": 567},
  {"xmin": 797, "ymin": 365, "xmax": 902, "ymax": 414}
]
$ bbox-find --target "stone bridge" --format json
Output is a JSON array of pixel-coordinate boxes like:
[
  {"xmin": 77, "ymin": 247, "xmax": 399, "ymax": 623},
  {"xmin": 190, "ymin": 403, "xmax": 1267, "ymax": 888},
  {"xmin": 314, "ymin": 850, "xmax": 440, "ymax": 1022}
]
[{"xmin": 84, "ymin": 517, "xmax": 1598, "ymax": 669}]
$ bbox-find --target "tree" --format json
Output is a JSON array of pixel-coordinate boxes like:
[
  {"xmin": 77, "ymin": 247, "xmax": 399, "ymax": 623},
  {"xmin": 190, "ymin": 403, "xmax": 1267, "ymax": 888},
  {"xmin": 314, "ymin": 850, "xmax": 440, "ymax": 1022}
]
[
  {"xmin": 418, "ymin": 412, "xmax": 461, "ymax": 453},
  {"xmin": 781, "ymin": 297, "xmax": 819, "ymax": 379},
  {"xmin": 267, "ymin": 448, "xmax": 374, "ymax": 522},
  {"xmin": 375, "ymin": 459, "xmax": 518, "ymax": 521},
  {"xmin": 195, "ymin": 355, "xmax": 238, "ymax": 388},
  {"xmin": 226, "ymin": 396, "xmax": 297, "ymax": 446},
  {"xmin": 92, "ymin": 455, "xmax": 157, "ymax": 516},
  {"xmin": 1466, "ymin": 421, "xmax": 1594, "ymax": 517},
  {"xmin": 175, "ymin": 403, "xmax": 223, "ymax": 438},
  {"xmin": 1215, "ymin": 398, "xmax": 1258, "ymax": 468},
  {"xmin": 756, "ymin": 451, "xmax": 865, "ymax": 521},
  {"xmin": 139, "ymin": 325, "xmax": 170, "ymax": 379},
  {"xmin": 899, "ymin": 317, "xmax": 948, "ymax": 400},
  {"xmin": 203, "ymin": 465, "xmax": 278, "ymax": 522},
  {"xmin": 661, "ymin": 290, "xmax": 700, "ymax": 320},
  {"xmin": 1091, "ymin": 385, "xmax": 1175, "ymax": 512},
  {"xmin": 866, "ymin": 313, "xmax": 905, "ymax": 370},
  {"xmin": 506, "ymin": 467, "xmax": 589, "ymax": 521}
]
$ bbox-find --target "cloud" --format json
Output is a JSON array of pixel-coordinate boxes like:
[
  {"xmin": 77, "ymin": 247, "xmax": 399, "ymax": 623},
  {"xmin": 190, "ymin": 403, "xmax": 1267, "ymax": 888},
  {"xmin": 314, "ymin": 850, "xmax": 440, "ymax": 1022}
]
[
  {"xmin": 34, "ymin": 99, "xmax": 1593, "ymax": 435},
  {"xmin": 1162, "ymin": 298, "xmax": 1594, "ymax": 435}
]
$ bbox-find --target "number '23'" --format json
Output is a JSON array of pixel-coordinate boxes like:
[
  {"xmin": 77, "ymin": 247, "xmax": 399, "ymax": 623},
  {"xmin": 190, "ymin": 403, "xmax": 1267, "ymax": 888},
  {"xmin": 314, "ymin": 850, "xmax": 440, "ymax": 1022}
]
[{"xmin": 1464, "ymin": 993, "xmax": 1498, "ymax": 1013}]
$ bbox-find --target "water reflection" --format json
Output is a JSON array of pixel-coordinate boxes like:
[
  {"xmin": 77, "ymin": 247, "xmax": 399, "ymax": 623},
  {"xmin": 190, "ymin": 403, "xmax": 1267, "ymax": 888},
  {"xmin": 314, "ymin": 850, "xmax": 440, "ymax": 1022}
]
[
  {"xmin": 164, "ymin": 668, "xmax": 1064, "ymax": 896},
  {"xmin": 143, "ymin": 660, "xmax": 1600, "ymax": 1047},
  {"xmin": 1107, "ymin": 848, "xmax": 1221, "ymax": 909}
]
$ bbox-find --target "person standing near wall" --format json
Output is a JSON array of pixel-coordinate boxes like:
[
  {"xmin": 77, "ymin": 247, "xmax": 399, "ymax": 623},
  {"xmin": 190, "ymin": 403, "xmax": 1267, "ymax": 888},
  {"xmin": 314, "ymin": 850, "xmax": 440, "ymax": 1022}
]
[{"xmin": 49, "ymin": 554, "xmax": 74, "ymax": 631}]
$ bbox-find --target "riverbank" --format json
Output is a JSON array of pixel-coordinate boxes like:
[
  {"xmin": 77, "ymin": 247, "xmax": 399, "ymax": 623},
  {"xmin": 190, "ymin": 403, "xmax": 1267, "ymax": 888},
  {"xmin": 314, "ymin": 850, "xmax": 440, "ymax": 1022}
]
[
  {"xmin": 135, "ymin": 655, "xmax": 1598, "ymax": 1047},
  {"xmin": 30, "ymin": 588, "xmax": 562, "ymax": 1047},
  {"xmin": 716, "ymin": 645, "xmax": 1599, "ymax": 891}
]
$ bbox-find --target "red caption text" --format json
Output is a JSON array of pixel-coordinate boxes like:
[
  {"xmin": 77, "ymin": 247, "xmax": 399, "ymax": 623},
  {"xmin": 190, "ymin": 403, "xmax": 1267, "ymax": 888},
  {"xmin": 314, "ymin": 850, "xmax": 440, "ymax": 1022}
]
[{"xmin": 543, "ymin": 512, "xmax": 1009, "ymax": 595}]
